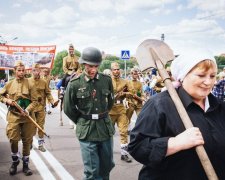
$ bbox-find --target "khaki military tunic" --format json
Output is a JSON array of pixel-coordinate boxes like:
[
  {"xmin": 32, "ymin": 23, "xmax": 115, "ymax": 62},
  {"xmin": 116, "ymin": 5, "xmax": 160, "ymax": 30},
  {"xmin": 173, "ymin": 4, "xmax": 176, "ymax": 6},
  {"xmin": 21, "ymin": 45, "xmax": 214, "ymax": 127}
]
[
  {"xmin": 126, "ymin": 79, "xmax": 144, "ymax": 122},
  {"xmin": 42, "ymin": 75, "xmax": 51, "ymax": 87},
  {"xmin": 0, "ymin": 78, "xmax": 38, "ymax": 156},
  {"xmin": 109, "ymin": 77, "xmax": 129, "ymax": 144},
  {"xmin": 42, "ymin": 75, "xmax": 52, "ymax": 104},
  {"xmin": 29, "ymin": 77, "xmax": 54, "ymax": 138},
  {"xmin": 63, "ymin": 55, "xmax": 81, "ymax": 75}
]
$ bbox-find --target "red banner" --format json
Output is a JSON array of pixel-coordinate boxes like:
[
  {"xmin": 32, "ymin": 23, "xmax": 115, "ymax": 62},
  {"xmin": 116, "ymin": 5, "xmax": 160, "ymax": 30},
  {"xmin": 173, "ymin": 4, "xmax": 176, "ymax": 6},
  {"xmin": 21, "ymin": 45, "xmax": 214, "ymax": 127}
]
[{"xmin": 0, "ymin": 45, "xmax": 56, "ymax": 70}]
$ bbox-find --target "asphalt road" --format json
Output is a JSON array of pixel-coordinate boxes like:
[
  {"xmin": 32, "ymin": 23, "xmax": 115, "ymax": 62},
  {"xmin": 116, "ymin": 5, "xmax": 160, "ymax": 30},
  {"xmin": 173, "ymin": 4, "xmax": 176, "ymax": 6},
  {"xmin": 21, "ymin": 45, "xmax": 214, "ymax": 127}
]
[{"xmin": 0, "ymin": 90, "xmax": 142, "ymax": 180}]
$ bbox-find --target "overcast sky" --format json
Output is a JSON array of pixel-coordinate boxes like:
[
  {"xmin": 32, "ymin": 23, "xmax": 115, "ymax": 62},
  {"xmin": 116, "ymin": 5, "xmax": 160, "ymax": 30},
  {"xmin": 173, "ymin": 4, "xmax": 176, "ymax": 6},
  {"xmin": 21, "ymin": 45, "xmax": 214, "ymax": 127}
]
[{"xmin": 0, "ymin": 0, "xmax": 225, "ymax": 58}]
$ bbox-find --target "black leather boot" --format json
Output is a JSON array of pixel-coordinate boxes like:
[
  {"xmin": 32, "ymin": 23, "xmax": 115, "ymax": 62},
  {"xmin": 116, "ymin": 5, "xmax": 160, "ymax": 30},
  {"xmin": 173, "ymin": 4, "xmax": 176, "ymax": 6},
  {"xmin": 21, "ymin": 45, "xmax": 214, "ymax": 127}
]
[
  {"xmin": 22, "ymin": 157, "xmax": 32, "ymax": 176},
  {"xmin": 9, "ymin": 155, "xmax": 20, "ymax": 175}
]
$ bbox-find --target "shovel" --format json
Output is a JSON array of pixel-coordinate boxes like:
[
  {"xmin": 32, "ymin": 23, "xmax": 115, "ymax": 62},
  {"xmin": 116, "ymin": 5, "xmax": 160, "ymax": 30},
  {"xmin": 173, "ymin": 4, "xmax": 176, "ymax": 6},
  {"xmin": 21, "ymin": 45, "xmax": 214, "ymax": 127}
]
[{"xmin": 136, "ymin": 39, "xmax": 218, "ymax": 180}]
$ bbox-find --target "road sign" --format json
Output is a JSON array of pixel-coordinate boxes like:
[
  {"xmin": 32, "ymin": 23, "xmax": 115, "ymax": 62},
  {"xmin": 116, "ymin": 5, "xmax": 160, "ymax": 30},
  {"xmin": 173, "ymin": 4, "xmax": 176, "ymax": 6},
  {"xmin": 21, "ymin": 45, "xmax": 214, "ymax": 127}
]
[{"xmin": 121, "ymin": 50, "xmax": 130, "ymax": 60}]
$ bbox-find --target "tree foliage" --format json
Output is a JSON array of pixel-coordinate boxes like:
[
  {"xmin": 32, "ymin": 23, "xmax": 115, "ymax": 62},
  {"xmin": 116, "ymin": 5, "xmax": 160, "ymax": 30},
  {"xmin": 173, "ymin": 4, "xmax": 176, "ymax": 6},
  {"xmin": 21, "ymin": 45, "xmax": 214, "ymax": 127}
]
[
  {"xmin": 215, "ymin": 55, "xmax": 225, "ymax": 69},
  {"xmin": 99, "ymin": 55, "xmax": 138, "ymax": 72},
  {"xmin": 51, "ymin": 51, "xmax": 138, "ymax": 76},
  {"xmin": 0, "ymin": 70, "xmax": 6, "ymax": 80}
]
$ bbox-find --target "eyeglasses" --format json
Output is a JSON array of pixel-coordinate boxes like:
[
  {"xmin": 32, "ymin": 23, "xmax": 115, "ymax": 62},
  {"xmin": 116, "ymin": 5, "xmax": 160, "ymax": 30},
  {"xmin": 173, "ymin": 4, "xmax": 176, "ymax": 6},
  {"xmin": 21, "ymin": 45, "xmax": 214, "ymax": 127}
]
[{"xmin": 112, "ymin": 69, "xmax": 120, "ymax": 71}]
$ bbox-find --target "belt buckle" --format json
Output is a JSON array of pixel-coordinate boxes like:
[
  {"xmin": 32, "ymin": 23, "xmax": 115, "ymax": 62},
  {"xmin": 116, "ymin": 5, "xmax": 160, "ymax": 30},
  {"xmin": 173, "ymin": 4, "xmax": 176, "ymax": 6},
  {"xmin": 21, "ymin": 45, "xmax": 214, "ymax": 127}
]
[{"xmin": 92, "ymin": 114, "xmax": 99, "ymax": 119}]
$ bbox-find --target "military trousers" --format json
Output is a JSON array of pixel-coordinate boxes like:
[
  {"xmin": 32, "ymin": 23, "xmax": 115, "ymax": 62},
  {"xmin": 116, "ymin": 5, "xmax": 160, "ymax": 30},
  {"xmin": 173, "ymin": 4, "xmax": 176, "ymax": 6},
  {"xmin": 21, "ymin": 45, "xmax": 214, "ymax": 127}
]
[
  {"xmin": 110, "ymin": 113, "xmax": 129, "ymax": 144},
  {"xmin": 6, "ymin": 111, "xmax": 35, "ymax": 156},
  {"xmin": 126, "ymin": 104, "xmax": 142, "ymax": 124},
  {"xmin": 79, "ymin": 137, "xmax": 115, "ymax": 180},
  {"xmin": 33, "ymin": 110, "xmax": 46, "ymax": 138}
]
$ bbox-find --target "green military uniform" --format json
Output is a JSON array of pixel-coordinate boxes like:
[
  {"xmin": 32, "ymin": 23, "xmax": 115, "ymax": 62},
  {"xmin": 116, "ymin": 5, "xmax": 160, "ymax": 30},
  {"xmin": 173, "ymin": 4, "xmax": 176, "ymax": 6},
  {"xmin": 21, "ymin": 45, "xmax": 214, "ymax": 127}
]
[
  {"xmin": 28, "ymin": 76, "xmax": 54, "ymax": 149},
  {"xmin": 64, "ymin": 72, "xmax": 115, "ymax": 179},
  {"xmin": 0, "ymin": 78, "xmax": 38, "ymax": 156},
  {"xmin": 109, "ymin": 77, "xmax": 130, "ymax": 145},
  {"xmin": 64, "ymin": 72, "xmax": 115, "ymax": 140},
  {"xmin": 126, "ymin": 79, "xmax": 144, "ymax": 123}
]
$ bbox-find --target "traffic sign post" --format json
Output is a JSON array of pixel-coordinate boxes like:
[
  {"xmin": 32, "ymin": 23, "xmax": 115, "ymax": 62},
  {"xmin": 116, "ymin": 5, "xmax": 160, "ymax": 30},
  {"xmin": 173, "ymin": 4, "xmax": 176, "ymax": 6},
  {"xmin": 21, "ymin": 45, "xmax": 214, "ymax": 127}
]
[{"xmin": 121, "ymin": 50, "xmax": 130, "ymax": 79}]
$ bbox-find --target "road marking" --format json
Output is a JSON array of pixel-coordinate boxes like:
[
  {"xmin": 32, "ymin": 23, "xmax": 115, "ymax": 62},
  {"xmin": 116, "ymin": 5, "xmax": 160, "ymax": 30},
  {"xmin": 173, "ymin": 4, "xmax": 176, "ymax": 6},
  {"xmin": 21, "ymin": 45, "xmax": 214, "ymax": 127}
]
[
  {"xmin": 33, "ymin": 139, "xmax": 74, "ymax": 180},
  {"xmin": 0, "ymin": 106, "xmax": 56, "ymax": 179},
  {"xmin": 0, "ymin": 105, "xmax": 75, "ymax": 180}
]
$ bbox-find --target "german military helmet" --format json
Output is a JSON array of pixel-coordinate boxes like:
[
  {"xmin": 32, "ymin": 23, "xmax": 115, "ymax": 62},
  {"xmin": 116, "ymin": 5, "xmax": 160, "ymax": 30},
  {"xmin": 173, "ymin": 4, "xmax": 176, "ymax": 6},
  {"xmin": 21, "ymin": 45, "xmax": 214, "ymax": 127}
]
[{"xmin": 79, "ymin": 47, "xmax": 102, "ymax": 65}]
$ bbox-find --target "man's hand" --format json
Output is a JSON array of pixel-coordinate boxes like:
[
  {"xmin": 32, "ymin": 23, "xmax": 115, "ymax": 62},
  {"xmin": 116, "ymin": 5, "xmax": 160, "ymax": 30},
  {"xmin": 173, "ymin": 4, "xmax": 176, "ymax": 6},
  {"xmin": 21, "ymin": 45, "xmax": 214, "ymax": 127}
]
[
  {"xmin": 20, "ymin": 109, "xmax": 29, "ymax": 116},
  {"xmin": 51, "ymin": 100, "xmax": 59, "ymax": 108}
]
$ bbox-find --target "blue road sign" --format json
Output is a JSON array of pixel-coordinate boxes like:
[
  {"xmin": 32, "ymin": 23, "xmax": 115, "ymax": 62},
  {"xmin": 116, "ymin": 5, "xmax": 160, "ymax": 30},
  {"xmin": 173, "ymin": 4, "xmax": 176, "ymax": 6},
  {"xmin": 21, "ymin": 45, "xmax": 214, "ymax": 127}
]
[{"xmin": 121, "ymin": 50, "xmax": 130, "ymax": 60}]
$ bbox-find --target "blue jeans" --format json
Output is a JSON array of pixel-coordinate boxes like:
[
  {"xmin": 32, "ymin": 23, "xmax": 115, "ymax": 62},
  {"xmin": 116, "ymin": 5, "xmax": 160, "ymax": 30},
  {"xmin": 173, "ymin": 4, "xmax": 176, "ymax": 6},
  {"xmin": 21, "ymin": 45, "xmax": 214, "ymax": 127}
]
[{"xmin": 79, "ymin": 137, "xmax": 115, "ymax": 180}]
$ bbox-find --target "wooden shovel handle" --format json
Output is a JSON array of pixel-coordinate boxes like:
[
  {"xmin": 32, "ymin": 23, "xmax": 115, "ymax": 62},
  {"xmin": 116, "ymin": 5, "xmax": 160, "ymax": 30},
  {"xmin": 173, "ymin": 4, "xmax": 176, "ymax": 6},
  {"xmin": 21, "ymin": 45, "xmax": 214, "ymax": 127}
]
[{"xmin": 156, "ymin": 59, "xmax": 218, "ymax": 180}]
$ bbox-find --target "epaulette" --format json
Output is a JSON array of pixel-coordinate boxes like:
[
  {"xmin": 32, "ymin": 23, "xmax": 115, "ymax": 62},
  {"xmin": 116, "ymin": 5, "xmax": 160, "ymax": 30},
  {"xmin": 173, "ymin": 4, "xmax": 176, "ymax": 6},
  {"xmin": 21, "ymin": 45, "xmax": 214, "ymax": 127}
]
[{"xmin": 70, "ymin": 74, "xmax": 81, "ymax": 82}]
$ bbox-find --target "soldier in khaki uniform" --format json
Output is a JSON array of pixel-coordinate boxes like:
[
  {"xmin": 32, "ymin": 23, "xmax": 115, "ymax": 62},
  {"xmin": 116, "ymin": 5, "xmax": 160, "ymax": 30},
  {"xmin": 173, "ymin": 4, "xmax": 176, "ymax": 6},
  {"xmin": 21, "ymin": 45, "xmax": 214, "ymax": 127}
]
[
  {"xmin": 60, "ymin": 44, "xmax": 82, "ymax": 97},
  {"xmin": 0, "ymin": 60, "xmax": 38, "ymax": 176},
  {"xmin": 109, "ymin": 62, "xmax": 133, "ymax": 163},
  {"xmin": 29, "ymin": 63, "xmax": 58, "ymax": 152},
  {"xmin": 42, "ymin": 68, "xmax": 52, "ymax": 114},
  {"xmin": 126, "ymin": 68, "xmax": 144, "ymax": 125}
]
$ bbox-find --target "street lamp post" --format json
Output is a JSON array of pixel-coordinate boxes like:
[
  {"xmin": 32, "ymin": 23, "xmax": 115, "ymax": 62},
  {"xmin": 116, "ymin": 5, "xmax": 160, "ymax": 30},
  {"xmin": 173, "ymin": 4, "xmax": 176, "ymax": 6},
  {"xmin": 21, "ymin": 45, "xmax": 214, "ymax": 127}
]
[{"xmin": 161, "ymin": 34, "xmax": 165, "ymax": 41}]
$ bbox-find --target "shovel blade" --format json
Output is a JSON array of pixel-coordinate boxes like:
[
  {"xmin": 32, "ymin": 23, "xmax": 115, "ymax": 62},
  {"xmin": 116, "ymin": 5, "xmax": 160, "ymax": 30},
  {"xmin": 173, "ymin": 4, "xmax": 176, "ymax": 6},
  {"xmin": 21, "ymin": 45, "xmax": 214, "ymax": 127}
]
[{"xmin": 136, "ymin": 39, "xmax": 175, "ymax": 71}]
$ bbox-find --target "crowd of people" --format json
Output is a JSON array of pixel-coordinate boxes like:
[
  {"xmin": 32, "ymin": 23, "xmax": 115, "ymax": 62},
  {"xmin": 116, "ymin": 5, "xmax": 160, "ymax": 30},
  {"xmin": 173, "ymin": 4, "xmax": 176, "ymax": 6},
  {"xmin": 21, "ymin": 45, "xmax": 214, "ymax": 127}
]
[{"xmin": 0, "ymin": 43, "xmax": 225, "ymax": 180}]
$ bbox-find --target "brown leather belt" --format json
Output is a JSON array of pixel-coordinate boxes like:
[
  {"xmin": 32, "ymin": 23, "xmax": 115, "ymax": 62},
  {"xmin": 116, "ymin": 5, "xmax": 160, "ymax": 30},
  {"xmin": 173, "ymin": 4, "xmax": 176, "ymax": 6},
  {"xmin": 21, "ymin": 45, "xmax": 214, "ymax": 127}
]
[{"xmin": 80, "ymin": 111, "xmax": 108, "ymax": 120}]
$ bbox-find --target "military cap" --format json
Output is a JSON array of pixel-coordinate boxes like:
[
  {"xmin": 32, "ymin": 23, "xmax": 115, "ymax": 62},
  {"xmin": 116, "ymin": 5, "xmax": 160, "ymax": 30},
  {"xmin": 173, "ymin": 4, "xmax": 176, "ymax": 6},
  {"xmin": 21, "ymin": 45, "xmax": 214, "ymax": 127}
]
[
  {"xmin": 111, "ymin": 62, "xmax": 120, "ymax": 70},
  {"xmin": 69, "ymin": 44, "xmax": 74, "ymax": 49},
  {"xmin": 43, "ymin": 68, "xmax": 50, "ymax": 72},
  {"xmin": 14, "ymin": 60, "xmax": 24, "ymax": 68},
  {"xmin": 32, "ymin": 63, "xmax": 40, "ymax": 69},
  {"xmin": 130, "ymin": 67, "xmax": 139, "ymax": 73}
]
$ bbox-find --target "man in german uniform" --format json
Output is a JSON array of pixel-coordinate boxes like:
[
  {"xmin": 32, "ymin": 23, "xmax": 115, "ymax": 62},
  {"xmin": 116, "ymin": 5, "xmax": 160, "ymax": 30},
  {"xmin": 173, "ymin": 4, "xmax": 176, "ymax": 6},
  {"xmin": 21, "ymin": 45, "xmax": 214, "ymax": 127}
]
[
  {"xmin": 126, "ymin": 68, "xmax": 144, "ymax": 126},
  {"xmin": 29, "ymin": 63, "xmax": 58, "ymax": 152},
  {"xmin": 109, "ymin": 62, "xmax": 133, "ymax": 163},
  {"xmin": 0, "ymin": 60, "xmax": 38, "ymax": 176},
  {"xmin": 64, "ymin": 47, "xmax": 115, "ymax": 180},
  {"xmin": 60, "ymin": 44, "xmax": 82, "ymax": 98}
]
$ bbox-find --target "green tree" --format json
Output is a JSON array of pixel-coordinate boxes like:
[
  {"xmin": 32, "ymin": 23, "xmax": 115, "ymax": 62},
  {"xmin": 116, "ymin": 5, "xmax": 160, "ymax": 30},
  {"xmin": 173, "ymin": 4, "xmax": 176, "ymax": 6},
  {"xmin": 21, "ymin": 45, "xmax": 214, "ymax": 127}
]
[
  {"xmin": 215, "ymin": 55, "xmax": 225, "ymax": 70},
  {"xmin": 104, "ymin": 55, "xmax": 120, "ymax": 61},
  {"xmin": 99, "ymin": 60, "xmax": 112, "ymax": 71},
  {"xmin": 0, "ymin": 70, "xmax": 6, "ymax": 80},
  {"xmin": 100, "ymin": 55, "xmax": 138, "ymax": 72}
]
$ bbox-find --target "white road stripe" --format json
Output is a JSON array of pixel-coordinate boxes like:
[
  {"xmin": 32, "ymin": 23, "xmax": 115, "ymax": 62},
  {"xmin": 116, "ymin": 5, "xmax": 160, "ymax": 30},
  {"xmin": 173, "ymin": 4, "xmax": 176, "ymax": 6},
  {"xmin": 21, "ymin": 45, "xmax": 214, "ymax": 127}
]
[
  {"xmin": 33, "ymin": 139, "xmax": 74, "ymax": 180},
  {"xmin": 0, "ymin": 105, "xmax": 74, "ymax": 180},
  {"xmin": 30, "ymin": 150, "xmax": 56, "ymax": 180}
]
